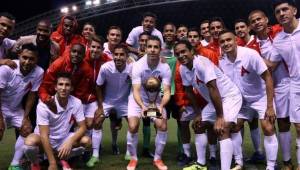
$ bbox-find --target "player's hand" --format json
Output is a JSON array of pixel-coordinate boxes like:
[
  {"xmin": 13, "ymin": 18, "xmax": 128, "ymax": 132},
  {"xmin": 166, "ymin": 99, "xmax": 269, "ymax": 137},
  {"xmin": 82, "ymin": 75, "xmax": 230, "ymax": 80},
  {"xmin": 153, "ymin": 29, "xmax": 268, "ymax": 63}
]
[
  {"xmin": 45, "ymin": 97, "xmax": 57, "ymax": 114},
  {"xmin": 178, "ymin": 106, "xmax": 187, "ymax": 119},
  {"xmin": 20, "ymin": 117, "xmax": 32, "ymax": 137},
  {"xmin": 192, "ymin": 114, "xmax": 202, "ymax": 130},
  {"xmin": 58, "ymin": 139, "xmax": 73, "ymax": 159},
  {"xmin": 48, "ymin": 163, "xmax": 58, "ymax": 170},
  {"xmin": 265, "ymin": 107, "xmax": 276, "ymax": 124},
  {"xmin": 141, "ymin": 105, "xmax": 148, "ymax": 118},
  {"xmin": 157, "ymin": 105, "xmax": 164, "ymax": 119},
  {"xmin": 0, "ymin": 115, "xmax": 5, "ymax": 141},
  {"xmin": 214, "ymin": 117, "xmax": 225, "ymax": 136},
  {"xmin": 95, "ymin": 107, "xmax": 105, "ymax": 119},
  {"xmin": 0, "ymin": 59, "xmax": 17, "ymax": 69}
]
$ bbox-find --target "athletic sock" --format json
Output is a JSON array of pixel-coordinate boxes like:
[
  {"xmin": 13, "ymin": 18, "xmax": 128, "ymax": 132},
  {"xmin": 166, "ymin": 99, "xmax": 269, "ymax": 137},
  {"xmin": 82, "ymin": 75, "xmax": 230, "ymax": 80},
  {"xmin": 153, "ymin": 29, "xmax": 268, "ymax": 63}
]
[
  {"xmin": 278, "ymin": 131, "xmax": 291, "ymax": 162},
  {"xmin": 111, "ymin": 128, "xmax": 118, "ymax": 146},
  {"xmin": 182, "ymin": 143, "xmax": 191, "ymax": 157},
  {"xmin": 127, "ymin": 131, "xmax": 138, "ymax": 160},
  {"xmin": 11, "ymin": 136, "xmax": 25, "ymax": 165},
  {"xmin": 177, "ymin": 125, "xmax": 184, "ymax": 154},
  {"xmin": 219, "ymin": 138, "xmax": 233, "ymax": 170},
  {"xmin": 231, "ymin": 132, "xmax": 243, "ymax": 166},
  {"xmin": 92, "ymin": 129, "xmax": 102, "ymax": 158},
  {"xmin": 250, "ymin": 128, "xmax": 262, "ymax": 153},
  {"xmin": 154, "ymin": 131, "xmax": 168, "ymax": 161},
  {"xmin": 264, "ymin": 134, "xmax": 278, "ymax": 169},
  {"xmin": 195, "ymin": 133, "xmax": 207, "ymax": 165},
  {"xmin": 23, "ymin": 145, "xmax": 39, "ymax": 163},
  {"xmin": 143, "ymin": 125, "xmax": 151, "ymax": 149}
]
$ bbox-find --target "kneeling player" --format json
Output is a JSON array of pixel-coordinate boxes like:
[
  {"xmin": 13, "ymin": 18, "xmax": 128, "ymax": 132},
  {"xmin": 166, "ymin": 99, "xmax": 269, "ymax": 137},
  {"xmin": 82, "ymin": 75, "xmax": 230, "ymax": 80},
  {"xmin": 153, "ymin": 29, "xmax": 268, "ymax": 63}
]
[
  {"xmin": 23, "ymin": 72, "xmax": 91, "ymax": 170},
  {"xmin": 174, "ymin": 40, "xmax": 243, "ymax": 170}
]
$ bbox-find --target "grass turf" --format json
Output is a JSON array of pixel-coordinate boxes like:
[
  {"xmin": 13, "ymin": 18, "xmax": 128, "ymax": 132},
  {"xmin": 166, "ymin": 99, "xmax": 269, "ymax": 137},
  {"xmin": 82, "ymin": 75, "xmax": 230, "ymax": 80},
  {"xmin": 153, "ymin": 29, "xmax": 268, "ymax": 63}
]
[{"xmin": 0, "ymin": 119, "xmax": 297, "ymax": 170}]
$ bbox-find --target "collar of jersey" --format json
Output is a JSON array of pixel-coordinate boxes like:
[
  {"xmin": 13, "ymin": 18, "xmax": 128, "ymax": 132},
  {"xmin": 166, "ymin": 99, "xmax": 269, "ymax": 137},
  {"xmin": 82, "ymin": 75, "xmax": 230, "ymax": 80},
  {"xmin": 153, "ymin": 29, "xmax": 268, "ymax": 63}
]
[{"xmin": 54, "ymin": 94, "xmax": 72, "ymax": 113}]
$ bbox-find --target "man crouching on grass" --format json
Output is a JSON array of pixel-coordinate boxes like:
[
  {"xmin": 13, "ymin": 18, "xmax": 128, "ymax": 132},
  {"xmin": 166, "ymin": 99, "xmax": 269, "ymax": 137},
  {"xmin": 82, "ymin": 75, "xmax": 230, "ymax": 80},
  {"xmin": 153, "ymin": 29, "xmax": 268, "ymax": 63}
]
[{"xmin": 23, "ymin": 72, "xmax": 91, "ymax": 170}]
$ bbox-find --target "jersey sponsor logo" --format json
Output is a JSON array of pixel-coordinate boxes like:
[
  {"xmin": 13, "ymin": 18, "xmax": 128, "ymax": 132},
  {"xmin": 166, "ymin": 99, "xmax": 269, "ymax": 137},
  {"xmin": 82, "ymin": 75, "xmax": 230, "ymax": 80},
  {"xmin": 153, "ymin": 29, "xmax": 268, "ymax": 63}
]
[{"xmin": 241, "ymin": 66, "xmax": 250, "ymax": 76}]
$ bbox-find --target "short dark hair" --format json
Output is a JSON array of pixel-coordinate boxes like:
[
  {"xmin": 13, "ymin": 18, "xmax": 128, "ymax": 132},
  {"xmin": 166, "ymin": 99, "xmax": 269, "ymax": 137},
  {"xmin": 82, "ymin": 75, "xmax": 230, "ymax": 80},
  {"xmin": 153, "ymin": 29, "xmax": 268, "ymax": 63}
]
[
  {"xmin": 71, "ymin": 43, "xmax": 86, "ymax": 54},
  {"xmin": 234, "ymin": 19, "xmax": 248, "ymax": 26},
  {"xmin": 113, "ymin": 44, "xmax": 129, "ymax": 56},
  {"xmin": 21, "ymin": 43, "xmax": 39, "ymax": 56},
  {"xmin": 218, "ymin": 29, "xmax": 235, "ymax": 38},
  {"xmin": 90, "ymin": 34, "xmax": 104, "ymax": 47},
  {"xmin": 147, "ymin": 36, "xmax": 161, "ymax": 47},
  {"xmin": 164, "ymin": 22, "xmax": 176, "ymax": 31},
  {"xmin": 56, "ymin": 72, "xmax": 72, "ymax": 83},
  {"xmin": 210, "ymin": 17, "xmax": 226, "ymax": 28},
  {"xmin": 178, "ymin": 24, "xmax": 188, "ymax": 30},
  {"xmin": 37, "ymin": 19, "xmax": 53, "ymax": 31},
  {"xmin": 174, "ymin": 40, "xmax": 193, "ymax": 51},
  {"xmin": 188, "ymin": 27, "xmax": 200, "ymax": 35},
  {"xmin": 64, "ymin": 15, "xmax": 75, "ymax": 21},
  {"xmin": 143, "ymin": 12, "xmax": 157, "ymax": 21},
  {"xmin": 0, "ymin": 12, "xmax": 15, "ymax": 21},
  {"xmin": 200, "ymin": 20, "xmax": 210, "ymax": 26},
  {"xmin": 107, "ymin": 26, "xmax": 122, "ymax": 37},
  {"xmin": 272, "ymin": 0, "xmax": 296, "ymax": 10},
  {"xmin": 138, "ymin": 31, "xmax": 151, "ymax": 39}
]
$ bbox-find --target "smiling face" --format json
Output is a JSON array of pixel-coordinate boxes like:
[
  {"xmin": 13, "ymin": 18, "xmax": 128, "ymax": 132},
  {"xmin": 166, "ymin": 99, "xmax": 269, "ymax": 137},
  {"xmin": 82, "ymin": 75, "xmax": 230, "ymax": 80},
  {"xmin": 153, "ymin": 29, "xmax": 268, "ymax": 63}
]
[
  {"xmin": 19, "ymin": 49, "xmax": 38, "ymax": 75},
  {"xmin": 107, "ymin": 28, "xmax": 122, "ymax": 46},
  {"xmin": 0, "ymin": 16, "xmax": 15, "ymax": 40},
  {"xmin": 70, "ymin": 44, "xmax": 85, "ymax": 65},
  {"xmin": 113, "ymin": 47, "xmax": 127, "ymax": 69},
  {"xmin": 174, "ymin": 43, "xmax": 193, "ymax": 66},
  {"xmin": 163, "ymin": 24, "xmax": 176, "ymax": 43},
  {"xmin": 210, "ymin": 21, "xmax": 224, "ymax": 39},
  {"xmin": 36, "ymin": 21, "xmax": 51, "ymax": 43},
  {"xmin": 274, "ymin": 3, "xmax": 297, "ymax": 27},
  {"xmin": 55, "ymin": 77, "xmax": 73, "ymax": 99},
  {"xmin": 200, "ymin": 22, "xmax": 210, "ymax": 38},
  {"xmin": 176, "ymin": 26, "xmax": 188, "ymax": 40},
  {"xmin": 188, "ymin": 31, "xmax": 200, "ymax": 47},
  {"xmin": 142, "ymin": 16, "xmax": 156, "ymax": 33},
  {"xmin": 146, "ymin": 39, "xmax": 161, "ymax": 64},
  {"xmin": 90, "ymin": 40, "xmax": 103, "ymax": 59},
  {"xmin": 248, "ymin": 11, "xmax": 268, "ymax": 34},
  {"xmin": 82, "ymin": 24, "xmax": 95, "ymax": 41},
  {"xmin": 218, "ymin": 32, "xmax": 237, "ymax": 55},
  {"xmin": 234, "ymin": 22, "xmax": 250, "ymax": 39}
]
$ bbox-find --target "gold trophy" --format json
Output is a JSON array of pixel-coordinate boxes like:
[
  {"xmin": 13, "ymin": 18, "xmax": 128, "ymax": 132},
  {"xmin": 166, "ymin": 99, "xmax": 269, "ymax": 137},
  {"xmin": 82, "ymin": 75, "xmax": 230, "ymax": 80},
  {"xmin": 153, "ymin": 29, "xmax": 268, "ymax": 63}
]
[{"xmin": 143, "ymin": 76, "xmax": 162, "ymax": 118}]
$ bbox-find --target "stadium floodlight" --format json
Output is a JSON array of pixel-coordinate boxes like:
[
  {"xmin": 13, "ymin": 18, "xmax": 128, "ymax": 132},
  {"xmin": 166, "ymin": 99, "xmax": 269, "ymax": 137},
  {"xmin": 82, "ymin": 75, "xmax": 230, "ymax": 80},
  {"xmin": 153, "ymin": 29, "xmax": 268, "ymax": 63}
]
[
  {"xmin": 60, "ymin": 7, "xmax": 69, "ymax": 14},
  {"xmin": 85, "ymin": 0, "xmax": 92, "ymax": 6},
  {"xmin": 93, "ymin": 0, "xmax": 100, "ymax": 6},
  {"xmin": 72, "ymin": 5, "xmax": 78, "ymax": 11}
]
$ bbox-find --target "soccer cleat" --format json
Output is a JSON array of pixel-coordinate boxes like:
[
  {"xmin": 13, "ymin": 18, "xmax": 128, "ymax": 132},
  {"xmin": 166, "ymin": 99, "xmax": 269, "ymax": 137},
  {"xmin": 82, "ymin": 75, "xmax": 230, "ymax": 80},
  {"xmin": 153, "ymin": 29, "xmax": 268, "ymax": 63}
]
[
  {"xmin": 86, "ymin": 156, "xmax": 100, "ymax": 168},
  {"xmin": 112, "ymin": 144, "xmax": 120, "ymax": 155},
  {"xmin": 231, "ymin": 164, "xmax": 243, "ymax": 170},
  {"xmin": 60, "ymin": 160, "xmax": 72, "ymax": 170},
  {"xmin": 127, "ymin": 159, "xmax": 138, "ymax": 170},
  {"xmin": 183, "ymin": 162, "xmax": 207, "ymax": 170},
  {"xmin": 177, "ymin": 154, "xmax": 193, "ymax": 166},
  {"xmin": 153, "ymin": 159, "xmax": 168, "ymax": 170},
  {"xmin": 142, "ymin": 148, "xmax": 154, "ymax": 158},
  {"xmin": 8, "ymin": 165, "xmax": 23, "ymax": 170}
]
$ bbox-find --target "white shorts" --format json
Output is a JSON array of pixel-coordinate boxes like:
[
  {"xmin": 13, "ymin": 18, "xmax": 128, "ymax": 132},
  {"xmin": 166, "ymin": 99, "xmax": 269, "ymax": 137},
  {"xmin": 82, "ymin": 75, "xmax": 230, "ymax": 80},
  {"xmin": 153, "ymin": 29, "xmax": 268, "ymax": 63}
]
[
  {"xmin": 2, "ymin": 107, "xmax": 24, "ymax": 128},
  {"xmin": 289, "ymin": 91, "xmax": 300, "ymax": 123},
  {"xmin": 237, "ymin": 106, "xmax": 258, "ymax": 121},
  {"xmin": 202, "ymin": 93, "xmax": 242, "ymax": 123},
  {"xmin": 103, "ymin": 102, "xmax": 128, "ymax": 118},
  {"xmin": 83, "ymin": 101, "xmax": 98, "ymax": 118},
  {"xmin": 179, "ymin": 106, "xmax": 196, "ymax": 121},
  {"xmin": 243, "ymin": 95, "xmax": 276, "ymax": 120},
  {"xmin": 274, "ymin": 81, "xmax": 290, "ymax": 118},
  {"xmin": 127, "ymin": 96, "xmax": 167, "ymax": 119}
]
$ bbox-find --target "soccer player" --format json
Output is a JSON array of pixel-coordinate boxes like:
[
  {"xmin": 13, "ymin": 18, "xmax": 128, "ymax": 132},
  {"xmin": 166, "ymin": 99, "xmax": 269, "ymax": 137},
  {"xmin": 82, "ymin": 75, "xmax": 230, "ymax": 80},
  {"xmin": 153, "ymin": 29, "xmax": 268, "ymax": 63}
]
[
  {"xmin": 174, "ymin": 40, "xmax": 242, "ymax": 170},
  {"xmin": 0, "ymin": 43, "xmax": 44, "ymax": 170},
  {"xmin": 206, "ymin": 17, "xmax": 226, "ymax": 56},
  {"xmin": 81, "ymin": 22, "xmax": 96, "ymax": 47},
  {"xmin": 259, "ymin": 0, "xmax": 299, "ymax": 169},
  {"xmin": 87, "ymin": 44, "xmax": 132, "ymax": 167},
  {"xmin": 126, "ymin": 12, "xmax": 164, "ymax": 54},
  {"xmin": 199, "ymin": 20, "xmax": 212, "ymax": 46},
  {"xmin": 219, "ymin": 30, "xmax": 278, "ymax": 170},
  {"xmin": 128, "ymin": 31, "xmax": 151, "ymax": 62},
  {"xmin": 23, "ymin": 72, "xmax": 91, "ymax": 170},
  {"xmin": 234, "ymin": 19, "xmax": 254, "ymax": 46},
  {"xmin": 176, "ymin": 25, "xmax": 188, "ymax": 40},
  {"xmin": 103, "ymin": 26, "xmax": 122, "ymax": 59},
  {"xmin": 126, "ymin": 36, "xmax": 171, "ymax": 170}
]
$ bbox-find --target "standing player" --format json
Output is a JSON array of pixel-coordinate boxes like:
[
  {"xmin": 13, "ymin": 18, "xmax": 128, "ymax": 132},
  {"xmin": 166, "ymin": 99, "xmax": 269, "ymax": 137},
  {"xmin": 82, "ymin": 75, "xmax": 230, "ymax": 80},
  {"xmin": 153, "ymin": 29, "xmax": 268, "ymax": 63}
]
[
  {"xmin": 23, "ymin": 72, "xmax": 91, "ymax": 170},
  {"xmin": 0, "ymin": 44, "xmax": 44, "ymax": 170},
  {"xmin": 87, "ymin": 44, "xmax": 132, "ymax": 167},
  {"xmin": 206, "ymin": 17, "xmax": 226, "ymax": 57},
  {"xmin": 126, "ymin": 36, "xmax": 171, "ymax": 170},
  {"xmin": 260, "ymin": 0, "xmax": 299, "ymax": 169},
  {"xmin": 103, "ymin": 26, "xmax": 122, "ymax": 59},
  {"xmin": 176, "ymin": 25, "xmax": 188, "ymax": 40},
  {"xmin": 219, "ymin": 30, "xmax": 278, "ymax": 170},
  {"xmin": 174, "ymin": 40, "xmax": 242, "ymax": 170},
  {"xmin": 199, "ymin": 20, "xmax": 212, "ymax": 46}
]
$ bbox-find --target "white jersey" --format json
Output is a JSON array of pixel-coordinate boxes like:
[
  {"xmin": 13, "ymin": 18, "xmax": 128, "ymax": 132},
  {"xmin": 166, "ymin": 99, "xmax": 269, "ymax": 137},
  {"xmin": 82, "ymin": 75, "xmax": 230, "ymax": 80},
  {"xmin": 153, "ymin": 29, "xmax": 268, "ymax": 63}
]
[
  {"xmin": 131, "ymin": 55, "xmax": 171, "ymax": 102},
  {"xmin": 0, "ymin": 38, "xmax": 15, "ymax": 59},
  {"xmin": 219, "ymin": 46, "xmax": 268, "ymax": 103},
  {"xmin": 103, "ymin": 42, "xmax": 113, "ymax": 59},
  {"xmin": 260, "ymin": 19, "xmax": 300, "ymax": 92},
  {"xmin": 96, "ymin": 61, "xmax": 132, "ymax": 105},
  {"xmin": 0, "ymin": 60, "xmax": 43, "ymax": 109},
  {"xmin": 126, "ymin": 26, "xmax": 164, "ymax": 49},
  {"xmin": 180, "ymin": 55, "xmax": 240, "ymax": 103},
  {"xmin": 35, "ymin": 95, "xmax": 85, "ymax": 140}
]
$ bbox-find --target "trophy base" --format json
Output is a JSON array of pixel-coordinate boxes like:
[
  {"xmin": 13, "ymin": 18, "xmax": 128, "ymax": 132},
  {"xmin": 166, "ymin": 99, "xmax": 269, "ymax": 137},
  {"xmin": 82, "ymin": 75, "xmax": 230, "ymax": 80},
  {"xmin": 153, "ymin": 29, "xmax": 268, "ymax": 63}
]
[{"xmin": 145, "ymin": 110, "xmax": 161, "ymax": 118}]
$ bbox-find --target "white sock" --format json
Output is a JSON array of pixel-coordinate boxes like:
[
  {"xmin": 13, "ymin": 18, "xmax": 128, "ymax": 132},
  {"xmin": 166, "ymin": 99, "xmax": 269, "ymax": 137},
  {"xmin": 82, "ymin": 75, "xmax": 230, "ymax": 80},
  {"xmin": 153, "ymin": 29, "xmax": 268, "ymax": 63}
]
[
  {"xmin": 195, "ymin": 133, "xmax": 207, "ymax": 165},
  {"xmin": 296, "ymin": 138, "xmax": 300, "ymax": 166},
  {"xmin": 183, "ymin": 143, "xmax": 191, "ymax": 157},
  {"xmin": 11, "ymin": 136, "xmax": 25, "ymax": 165},
  {"xmin": 264, "ymin": 134, "xmax": 278, "ymax": 169},
  {"xmin": 250, "ymin": 128, "xmax": 262, "ymax": 152},
  {"xmin": 154, "ymin": 131, "xmax": 168, "ymax": 161},
  {"xmin": 92, "ymin": 129, "xmax": 102, "ymax": 158},
  {"xmin": 127, "ymin": 131, "xmax": 138, "ymax": 160},
  {"xmin": 209, "ymin": 144, "xmax": 217, "ymax": 159},
  {"xmin": 219, "ymin": 138, "xmax": 233, "ymax": 170},
  {"xmin": 278, "ymin": 131, "xmax": 291, "ymax": 162},
  {"xmin": 23, "ymin": 145, "xmax": 39, "ymax": 164},
  {"xmin": 231, "ymin": 132, "xmax": 243, "ymax": 166}
]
